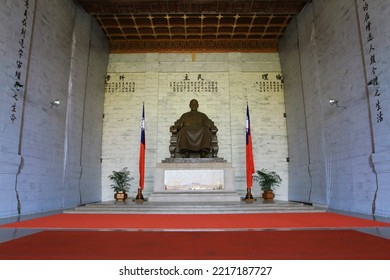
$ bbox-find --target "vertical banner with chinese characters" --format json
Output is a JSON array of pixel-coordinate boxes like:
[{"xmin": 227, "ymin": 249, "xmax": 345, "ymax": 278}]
[
  {"xmin": 357, "ymin": 0, "xmax": 390, "ymax": 218},
  {"xmin": 8, "ymin": 0, "xmax": 33, "ymax": 125},
  {"xmin": 359, "ymin": 0, "xmax": 388, "ymax": 129}
]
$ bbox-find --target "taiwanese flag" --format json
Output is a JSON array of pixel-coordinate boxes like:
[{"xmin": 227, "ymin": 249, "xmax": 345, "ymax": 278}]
[
  {"xmin": 246, "ymin": 103, "xmax": 255, "ymax": 188},
  {"xmin": 139, "ymin": 103, "xmax": 145, "ymax": 190}
]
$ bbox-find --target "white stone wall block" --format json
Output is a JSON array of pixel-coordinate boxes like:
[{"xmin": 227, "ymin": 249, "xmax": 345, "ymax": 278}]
[{"xmin": 102, "ymin": 53, "xmax": 288, "ymax": 200}]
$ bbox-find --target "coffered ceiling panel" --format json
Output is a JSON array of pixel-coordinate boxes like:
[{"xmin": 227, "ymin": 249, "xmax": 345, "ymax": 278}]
[{"xmin": 73, "ymin": 0, "xmax": 309, "ymax": 53}]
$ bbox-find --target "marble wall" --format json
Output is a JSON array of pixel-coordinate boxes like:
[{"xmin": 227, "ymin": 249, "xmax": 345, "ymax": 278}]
[
  {"xmin": 3, "ymin": 0, "xmax": 388, "ymax": 219},
  {"xmin": 102, "ymin": 53, "xmax": 289, "ymax": 201},
  {"xmin": 279, "ymin": 0, "xmax": 390, "ymax": 217},
  {"xmin": 0, "ymin": 0, "xmax": 109, "ymax": 218}
]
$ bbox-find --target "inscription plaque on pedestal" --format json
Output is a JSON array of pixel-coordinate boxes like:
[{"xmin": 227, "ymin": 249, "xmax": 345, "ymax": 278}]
[
  {"xmin": 149, "ymin": 159, "xmax": 240, "ymax": 202},
  {"xmin": 164, "ymin": 169, "xmax": 224, "ymax": 190}
]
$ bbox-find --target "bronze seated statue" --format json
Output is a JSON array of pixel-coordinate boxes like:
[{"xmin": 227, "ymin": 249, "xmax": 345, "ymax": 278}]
[{"xmin": 169, "ymin": 99, "xmax": 218, "ymax": 158}]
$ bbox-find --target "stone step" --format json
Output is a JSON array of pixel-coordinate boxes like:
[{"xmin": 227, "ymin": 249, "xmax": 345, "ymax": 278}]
[
  {"xmin": 65, "ymin": 200, "xmax": 325, "ymax": 214},
  {"xmin": 148, "ymin": 191, "xmax": 242, "ymax": 202}
]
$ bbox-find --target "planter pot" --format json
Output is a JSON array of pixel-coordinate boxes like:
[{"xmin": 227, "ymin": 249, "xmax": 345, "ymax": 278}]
[
  {"xmin": 262, "ymin": 190, "xmax": 275, "ymax": 200},
  {"xmin": 114, "ymin": 191, "xmax": 128, "ymax": 201}
]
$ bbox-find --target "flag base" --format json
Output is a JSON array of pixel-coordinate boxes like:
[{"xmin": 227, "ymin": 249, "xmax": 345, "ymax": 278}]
[
  {"xmin": 243, "ymin": 188, "xmax": 256, "ymax": 202},
  {"xmin": 134, "ymin": 188, "xmax": 145, "ymax": 202}
]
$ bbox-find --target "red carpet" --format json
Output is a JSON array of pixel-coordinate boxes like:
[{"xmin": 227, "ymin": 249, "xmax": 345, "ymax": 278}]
[
  {"xmin": 1, "ymin": 212, "xmax": 389, "ymax": 230},
  {"xmin": 1, "ymin": 230, "xmax": 389, "ymax": 260}
]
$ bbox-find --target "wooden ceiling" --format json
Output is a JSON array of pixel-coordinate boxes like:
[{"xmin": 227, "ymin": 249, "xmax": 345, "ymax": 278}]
[{"xmin": 73, "ymin": 0, "xmax": 309, "ymax": 53}]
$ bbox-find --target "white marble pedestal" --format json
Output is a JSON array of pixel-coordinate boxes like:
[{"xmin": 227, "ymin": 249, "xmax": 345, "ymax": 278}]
[{"xmin": 148, "ymin": 159, "xmax": 241, "ymax": 202}]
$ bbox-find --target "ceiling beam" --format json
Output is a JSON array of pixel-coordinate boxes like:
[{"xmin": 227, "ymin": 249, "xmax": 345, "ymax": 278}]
[
  {"xmin": 110, "ymin": 38, "xmax": 278, "ymax": 53},
  {"xmin": 73, "ymin": 0, "xmax": 308, "ymax": 15}
]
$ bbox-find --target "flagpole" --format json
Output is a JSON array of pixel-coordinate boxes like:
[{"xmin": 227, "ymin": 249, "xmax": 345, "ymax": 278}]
[
  {"xmin": 244, "ymin": 102, "xmax": 256, "ymax": 202},
  {"xmin": 135, "ymin": 102, "xmax": 145, "ymax": 202}
]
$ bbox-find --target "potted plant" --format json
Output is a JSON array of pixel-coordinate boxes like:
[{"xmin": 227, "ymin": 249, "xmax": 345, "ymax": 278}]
[
  {"xmin": 253, "ymin": 168, "xmax": 282, "ymax": 200},
  {"xmin": 108, "ymin": 167, "xmax": 134, "ymax": 201}
]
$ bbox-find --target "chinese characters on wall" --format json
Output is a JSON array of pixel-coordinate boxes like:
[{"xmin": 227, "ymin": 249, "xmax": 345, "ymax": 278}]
[
  {"xmin": 10, "ymin": 0, "xmax": 30, "ymax": 124},
  {"xmin": 255, "ymin": 73, "xmax": 284, "ymax": 93},
  {"xmin": 362, "ymin": 0, "xmax": 384, "ymax": 123},
  {"xmin": 105, "ymin": 74, "xmax": 136, "ymax": 94},
  {"xmin": 169, "ymin": 74, "xmax": 218, "ymax": 93}
]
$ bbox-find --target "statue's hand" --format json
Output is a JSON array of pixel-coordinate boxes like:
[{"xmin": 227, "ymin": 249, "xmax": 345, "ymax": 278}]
[
  {"xmin": 170, "ymin": 125, "xmax": 178, "ymax": 133},
  {"xmin": 173, "ymin": 120, "xmax": 182, "ymax": 130}
]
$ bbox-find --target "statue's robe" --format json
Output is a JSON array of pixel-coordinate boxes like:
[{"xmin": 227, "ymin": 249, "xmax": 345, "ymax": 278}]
[{"xmin": 175, "ymin": 111, "xmax": 215, "ymax": 152}]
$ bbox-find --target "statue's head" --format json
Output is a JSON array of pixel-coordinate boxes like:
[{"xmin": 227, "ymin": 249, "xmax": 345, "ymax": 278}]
[{"xmin": 189, "ymin": 99, "xmax": 199, "ymax": 111}]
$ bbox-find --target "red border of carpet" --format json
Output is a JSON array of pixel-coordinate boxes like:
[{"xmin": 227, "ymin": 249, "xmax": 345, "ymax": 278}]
[{"xmin": 1, "ymin": 230, "xmax": 389, "ymax": 260}]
